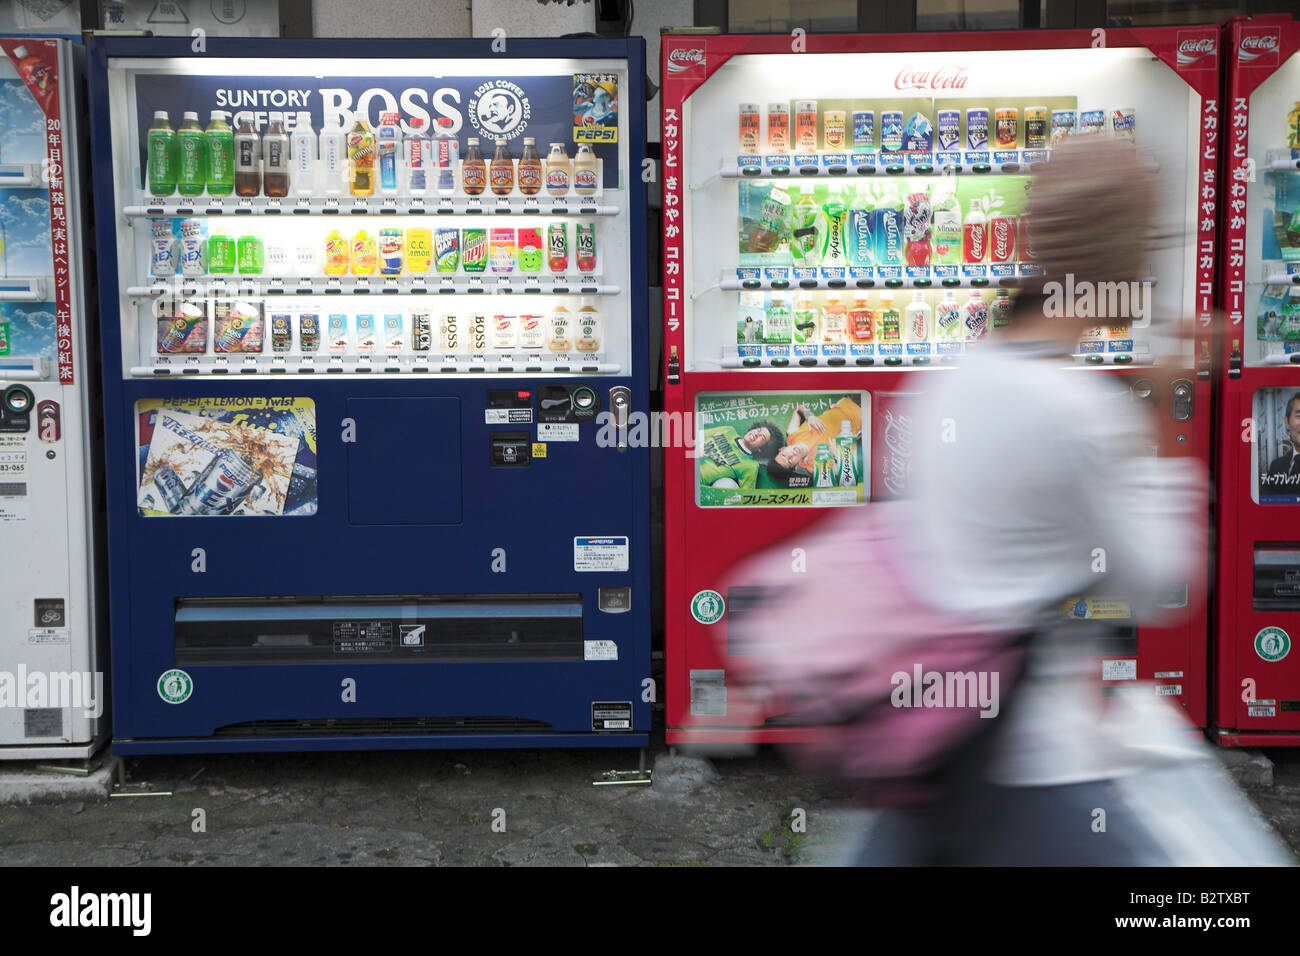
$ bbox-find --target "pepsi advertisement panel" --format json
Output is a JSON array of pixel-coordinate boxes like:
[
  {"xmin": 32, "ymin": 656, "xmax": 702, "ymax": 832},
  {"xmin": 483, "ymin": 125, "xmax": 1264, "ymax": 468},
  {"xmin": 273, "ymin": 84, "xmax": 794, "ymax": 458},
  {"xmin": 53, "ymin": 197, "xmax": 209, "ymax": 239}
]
[{"xmin": 131, "ymin": 72, "xmax": 620, "ymax": 190}]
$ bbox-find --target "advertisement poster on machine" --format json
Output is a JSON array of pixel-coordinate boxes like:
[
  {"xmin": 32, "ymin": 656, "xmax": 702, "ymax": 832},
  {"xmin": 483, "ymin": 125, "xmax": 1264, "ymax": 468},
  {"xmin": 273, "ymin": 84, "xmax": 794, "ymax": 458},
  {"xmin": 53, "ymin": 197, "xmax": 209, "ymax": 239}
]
[
  {"xmin": 131, "ymin": 72, "xmax": 621, "ymax": 189},
  {"xmin": 695, "ymin": 391, "xmax": 868, "ymax": 507}
]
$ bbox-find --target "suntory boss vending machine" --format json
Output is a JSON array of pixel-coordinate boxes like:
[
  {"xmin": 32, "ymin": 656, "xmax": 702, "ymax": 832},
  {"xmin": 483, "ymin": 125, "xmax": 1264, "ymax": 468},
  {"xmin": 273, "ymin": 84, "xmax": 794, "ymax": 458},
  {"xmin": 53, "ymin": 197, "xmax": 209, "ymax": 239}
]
[
  {"xmin": 661, "ymin": 27, "xmax": 1220, "ymax": 745},
  {"xmin": 89, "ymin": 37, "xmax": 650, "ymax": 753}
]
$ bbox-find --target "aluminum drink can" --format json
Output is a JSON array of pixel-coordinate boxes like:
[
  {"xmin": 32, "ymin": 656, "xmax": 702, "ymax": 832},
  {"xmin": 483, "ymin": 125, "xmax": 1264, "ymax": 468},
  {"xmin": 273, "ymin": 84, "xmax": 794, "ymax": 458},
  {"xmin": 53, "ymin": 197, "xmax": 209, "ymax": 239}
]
[
  {"xmin": 299, "ymin": 312, "xmax": 320, "ymax": 352},
  {"xmin": 880, "ymin": 110, "xmax": 904, "ymax": 152},
  {"xmin": 461, "ymin": 228, "xmax": 487, "ymax": 273},
  {"xmin": 411, "ymin": 311, "xmax": 432, "ymax": 351},
  {"xmin": 767, "ymin": 103, "xmax": 790, "ymax": 152},
  {"xmin": 851, "ymin": 109, "xmax": 874, "ymax": 150},
  {"xmin": 1024, "ymin": 107, "xmax": 1048, "ymax": 149},
  {"xmin": 489, "ymin": 228, "xmax": 516, "ymax": 274},
  {"xmin": 989, "ymin": 215, "xmax": 1016, "ymax": 263},
  {"xmin": 517, "ymin": 227, "xmax": 543, "ymax": 273},
  {"xmin": 965, "ymin": 108, "xmax": 989, "ymax": 149},
  {"xmin": 152, "ymin": 466, "xmax": 186, "ymax": 513},
  {"xmin": 995, "ymin": 108, "xmax": 1018, "ymax": 148},
  {"xmin": 379, "ymin": 228, "xmax": 404, "ymax": 275},
  {"xmin": 794, "ymin": 100, "xmax": 818, "ymax": 152},
  {"xmin": 151, "ymin": 219, "xmax": 177, "ymax": 277},
  {"xmin": 936, "ymin": 110, "xmax": 961, "ymax": 151},
  {"xmin": 739, "ymin": 103, "xmax": 760, "ymax": 155},
  {"xmin": 1110, "ymin": 109, "xmax": 1136, "ymax": 141},
  {"xmin": 179, "ymin": 219, "xmax": 207, "ymax": 276},
  {"xmin": 548, "ymin": 223, "xmax": 568, "ymax": 272},
  {"xmin": 1049, "ymin": 109, "xmax": 1076, "ymax": 147},
  {"xmin": 434, "ymin": 228, "xmax": 460, "ymax": 273},
  {"xmin": 576, "ymin": 223, "xmax": 596, "ymax": 273},
  {"xmin": 1078, "ymin": 108, "xmax": 1105, "ymax": 136},
  {"xmin": 270, "ymin": 312, "xmax": 293, "ymax": 352}
]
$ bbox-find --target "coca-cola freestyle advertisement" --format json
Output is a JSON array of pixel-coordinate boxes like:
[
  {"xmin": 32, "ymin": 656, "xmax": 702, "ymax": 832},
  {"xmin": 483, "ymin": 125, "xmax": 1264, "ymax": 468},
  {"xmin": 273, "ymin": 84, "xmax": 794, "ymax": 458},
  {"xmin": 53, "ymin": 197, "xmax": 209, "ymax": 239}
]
[
  {"xmin": 695, "ymin": 391, "xmax": 868, "ymax": 507},
  {"xmin": 130, "ymin": 72, "xmax": 620, "ymax": 190}
]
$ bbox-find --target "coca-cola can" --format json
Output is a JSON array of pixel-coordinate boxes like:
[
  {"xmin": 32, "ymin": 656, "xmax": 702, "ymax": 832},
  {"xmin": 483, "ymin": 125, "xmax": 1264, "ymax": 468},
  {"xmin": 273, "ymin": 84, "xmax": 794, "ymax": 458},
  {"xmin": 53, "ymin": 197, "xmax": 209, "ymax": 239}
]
[
  {"xmin": 1018, "ymin": 215, "xmax": 1035, "ymax": 261},
  {"xmin": 989, "ymin": 215, "xmax": 1016, "ymax": 263}
]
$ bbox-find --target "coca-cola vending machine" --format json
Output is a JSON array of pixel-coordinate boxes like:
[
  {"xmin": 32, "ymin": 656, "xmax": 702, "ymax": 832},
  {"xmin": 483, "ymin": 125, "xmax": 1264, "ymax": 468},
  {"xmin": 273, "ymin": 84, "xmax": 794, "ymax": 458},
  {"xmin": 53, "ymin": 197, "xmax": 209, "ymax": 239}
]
[
  {"xmin": 661, "ymin": 27, "xmax": 1219, "ymax": 746},
  {"xmin": 1214, "ymin": 14, "xmax": 1300, "ymax": 745}
]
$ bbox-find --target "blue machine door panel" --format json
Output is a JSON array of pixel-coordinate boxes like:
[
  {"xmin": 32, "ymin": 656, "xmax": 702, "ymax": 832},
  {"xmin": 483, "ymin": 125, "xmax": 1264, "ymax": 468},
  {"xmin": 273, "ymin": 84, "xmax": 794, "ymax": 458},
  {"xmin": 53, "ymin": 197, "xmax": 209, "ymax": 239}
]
[{"xmin": 346, "ymin": 397, "xmax": 463, "ymax": 525}]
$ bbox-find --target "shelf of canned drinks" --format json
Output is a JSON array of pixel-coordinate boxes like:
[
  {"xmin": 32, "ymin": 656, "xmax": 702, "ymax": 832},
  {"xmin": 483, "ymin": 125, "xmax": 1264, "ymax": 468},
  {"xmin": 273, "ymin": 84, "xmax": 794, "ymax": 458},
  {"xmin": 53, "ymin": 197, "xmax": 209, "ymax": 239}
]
[
  {"xmin": 716, "ymin": 270, "xmax": 1040, "ymax": 293},
  {"xmin": 132, "ymin": 355, "xmax": 621, "ymax": 377},
  {"xmin": 123, "ymin": 195, "xmax": 620, "ymax": 219},
  {"xmin": 127, "ymin": 277, "xmax": 619, "ymax": 298},
  {"xmin": 719, "ymin": 150, "xmax": 1053, "ymax": 180},
  {"xmin": 718, "ymin": 350, "xmax": 1151, "ymax": 369}
]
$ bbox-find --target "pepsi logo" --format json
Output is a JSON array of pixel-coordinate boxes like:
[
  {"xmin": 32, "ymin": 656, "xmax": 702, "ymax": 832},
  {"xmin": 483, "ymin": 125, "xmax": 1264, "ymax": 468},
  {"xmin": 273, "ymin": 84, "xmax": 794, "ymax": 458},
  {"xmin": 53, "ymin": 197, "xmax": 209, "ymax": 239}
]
[{"xmin": 667, "ymin": 47, "xmax": 705, "ymax": 74}]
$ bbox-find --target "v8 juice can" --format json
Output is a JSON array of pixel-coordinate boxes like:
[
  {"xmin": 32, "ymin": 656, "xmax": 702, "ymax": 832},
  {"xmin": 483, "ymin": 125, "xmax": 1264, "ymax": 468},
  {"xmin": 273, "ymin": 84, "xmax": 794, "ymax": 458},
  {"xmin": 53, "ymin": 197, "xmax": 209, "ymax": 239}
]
[
  {"xmin": 490, "ymin": 228, "xmax": 516, "ymax": 274},
  {"xmin": 548, "ymin": 223, "xmax": 568, "ymax": 273},
  {"xmin": 576, "ymin": 223, "xmax": 596, "ymax": 273},
  {"xmin": 434, "ymin": 228, "xmax": 459, "ymax": 273},
  {"xmin": 461, "ymin": 229, "xmax": 487, "ymax": 273}
]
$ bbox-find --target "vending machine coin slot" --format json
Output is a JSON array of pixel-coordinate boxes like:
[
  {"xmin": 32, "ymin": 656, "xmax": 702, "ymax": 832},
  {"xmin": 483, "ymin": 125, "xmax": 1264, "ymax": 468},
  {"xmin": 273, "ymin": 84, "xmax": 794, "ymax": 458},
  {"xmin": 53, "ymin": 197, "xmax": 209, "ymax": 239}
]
[
  {"xmin": 0, "ymin": 385, "xmax": 34, "ymax": 433},
  {"xmin": 538, "ymin": 385, "xmax": 601, "ymax": 424},
  {"xmin": 1170, "ymin": 379, "xmax": 1193, "ymax": 423}
]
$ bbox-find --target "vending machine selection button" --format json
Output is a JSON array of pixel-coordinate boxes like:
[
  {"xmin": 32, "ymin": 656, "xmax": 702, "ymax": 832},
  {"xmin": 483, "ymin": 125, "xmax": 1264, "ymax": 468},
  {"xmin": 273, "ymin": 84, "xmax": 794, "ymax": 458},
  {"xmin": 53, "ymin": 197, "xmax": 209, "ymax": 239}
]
[{"xmin": 598, "ymin": 587, "xmax": 632, "ymax": 613}]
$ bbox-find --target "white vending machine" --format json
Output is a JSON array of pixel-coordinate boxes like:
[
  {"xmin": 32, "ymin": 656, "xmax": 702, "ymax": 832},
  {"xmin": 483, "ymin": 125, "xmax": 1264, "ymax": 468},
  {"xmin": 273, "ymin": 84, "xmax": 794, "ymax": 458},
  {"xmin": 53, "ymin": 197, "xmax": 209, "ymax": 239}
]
[{"xmin": 0, "ymin": 37, "xmax": 105, "ymax": 758}]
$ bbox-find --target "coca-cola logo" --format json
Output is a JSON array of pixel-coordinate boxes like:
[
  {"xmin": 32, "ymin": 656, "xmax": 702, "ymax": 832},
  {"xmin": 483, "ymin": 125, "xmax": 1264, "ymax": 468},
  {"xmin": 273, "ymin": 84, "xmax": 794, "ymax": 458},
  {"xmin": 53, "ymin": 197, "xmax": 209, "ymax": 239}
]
[
  {"xmin": 1239, "ymin": 31, "xmax": 1280, "ymax": 63},
  {"xmin": 966, "ymin": 226, "xmax": 984, "ymax": 261},
  {"xmin": 881, "ymin": 410, "xmax": 912, "ymax": 498},
  {"xmin": 990, "ymin": 218, "xmax": 1013, "ymax": 260},
  {"xmin": 893, "ymin": 65, "xmax": 969, "ymax": 92},
  {"xmin": 667, "ymin": 47, "xmax": 706, "ymax": 74},
  {"xmin": 1176, "ymin": 37, "xmax": 1216, "ymax": 64}
]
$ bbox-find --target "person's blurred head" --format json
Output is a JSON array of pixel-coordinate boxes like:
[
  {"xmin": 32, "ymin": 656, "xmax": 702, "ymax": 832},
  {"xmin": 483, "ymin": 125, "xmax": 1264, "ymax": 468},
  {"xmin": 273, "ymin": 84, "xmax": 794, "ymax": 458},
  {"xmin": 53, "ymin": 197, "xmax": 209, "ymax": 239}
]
[{"xmin": 1013, "ymin": 136, "xmax": 1161, "ymax": 341}]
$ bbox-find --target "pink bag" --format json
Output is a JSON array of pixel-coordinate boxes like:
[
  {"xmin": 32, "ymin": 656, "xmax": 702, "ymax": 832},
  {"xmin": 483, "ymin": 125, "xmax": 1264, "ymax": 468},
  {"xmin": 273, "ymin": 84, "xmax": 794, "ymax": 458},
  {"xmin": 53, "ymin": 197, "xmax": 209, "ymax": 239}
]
[{"xmin": 720, "ymin": 501, "xmax": 1029, "ymax": 804}]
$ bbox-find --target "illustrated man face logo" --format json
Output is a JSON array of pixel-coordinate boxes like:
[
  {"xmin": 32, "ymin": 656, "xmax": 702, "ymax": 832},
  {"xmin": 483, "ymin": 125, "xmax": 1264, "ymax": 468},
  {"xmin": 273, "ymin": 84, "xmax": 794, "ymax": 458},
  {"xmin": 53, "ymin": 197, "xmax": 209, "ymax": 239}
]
[{"xmin": 477, "ymin": 91, "xmax": 521, "ymax": 136}]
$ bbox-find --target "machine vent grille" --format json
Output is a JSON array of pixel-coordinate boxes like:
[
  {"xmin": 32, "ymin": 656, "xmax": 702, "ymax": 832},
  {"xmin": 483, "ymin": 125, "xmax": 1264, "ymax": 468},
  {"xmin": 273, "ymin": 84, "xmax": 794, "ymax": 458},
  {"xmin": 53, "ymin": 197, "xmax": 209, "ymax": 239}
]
[{"xmin": 213, "ymin": 716, "xmax": 554, "ymax": 737}]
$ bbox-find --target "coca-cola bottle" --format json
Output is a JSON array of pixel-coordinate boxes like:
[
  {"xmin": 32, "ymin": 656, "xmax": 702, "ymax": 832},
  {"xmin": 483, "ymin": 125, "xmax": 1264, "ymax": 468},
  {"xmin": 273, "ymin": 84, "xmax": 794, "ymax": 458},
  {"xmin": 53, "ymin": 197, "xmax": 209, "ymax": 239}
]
[{"xmin": 961, "ymin": 199, "xmax": 987, "ymax": 263}]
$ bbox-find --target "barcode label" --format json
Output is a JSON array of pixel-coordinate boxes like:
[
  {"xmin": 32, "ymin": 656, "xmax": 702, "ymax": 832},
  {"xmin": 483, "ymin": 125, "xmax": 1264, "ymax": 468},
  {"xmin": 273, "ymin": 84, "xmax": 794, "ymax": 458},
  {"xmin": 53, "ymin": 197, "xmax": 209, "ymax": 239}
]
[{"xmin": 0, "ymin": 482, "xmax": 27, "ymax": 496}]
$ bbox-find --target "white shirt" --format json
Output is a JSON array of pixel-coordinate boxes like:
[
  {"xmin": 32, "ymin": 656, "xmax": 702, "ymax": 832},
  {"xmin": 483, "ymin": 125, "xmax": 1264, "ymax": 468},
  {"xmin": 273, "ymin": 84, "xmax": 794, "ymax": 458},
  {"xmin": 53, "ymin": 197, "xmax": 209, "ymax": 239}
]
[{"xmin": 896, "ymin": 341, "xmax": 1206, "ymax": 784}]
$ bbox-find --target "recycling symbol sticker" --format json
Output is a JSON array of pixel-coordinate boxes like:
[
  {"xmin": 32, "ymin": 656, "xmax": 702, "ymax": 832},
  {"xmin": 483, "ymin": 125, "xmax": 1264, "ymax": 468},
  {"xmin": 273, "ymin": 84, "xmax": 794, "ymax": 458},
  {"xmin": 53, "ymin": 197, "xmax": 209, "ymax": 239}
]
[
  {"xmin": 157, "ymin": 668, "xmax": 194, "ymax": 704},
  {"xmin": 690, "ymin": 589, "xmax": 725, "ymax": 625},
  {"xmin": 1255, "ymin": 626, "xmax": 1291, "ymax": 663}
]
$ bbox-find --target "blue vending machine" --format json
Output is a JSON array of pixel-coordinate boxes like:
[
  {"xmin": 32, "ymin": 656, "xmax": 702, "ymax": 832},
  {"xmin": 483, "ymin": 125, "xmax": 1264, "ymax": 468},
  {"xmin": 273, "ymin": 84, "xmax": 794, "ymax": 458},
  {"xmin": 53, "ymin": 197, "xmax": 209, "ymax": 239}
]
[{"xmin": 88, "ymin": 37, "xmax": 650, "ymax": 754}]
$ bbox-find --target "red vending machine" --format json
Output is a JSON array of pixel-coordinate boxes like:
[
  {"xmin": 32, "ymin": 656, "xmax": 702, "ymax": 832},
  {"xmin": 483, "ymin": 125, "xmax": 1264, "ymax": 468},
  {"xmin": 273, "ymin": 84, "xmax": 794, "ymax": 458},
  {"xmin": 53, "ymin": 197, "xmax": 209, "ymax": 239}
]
[
  {"xmin": 661, "ymin": 27, "xmax": 1219, "ymax": 745},
  {"xmin": 1214, "ymin": 14, "xmax": 1300, "ymax": 746}
]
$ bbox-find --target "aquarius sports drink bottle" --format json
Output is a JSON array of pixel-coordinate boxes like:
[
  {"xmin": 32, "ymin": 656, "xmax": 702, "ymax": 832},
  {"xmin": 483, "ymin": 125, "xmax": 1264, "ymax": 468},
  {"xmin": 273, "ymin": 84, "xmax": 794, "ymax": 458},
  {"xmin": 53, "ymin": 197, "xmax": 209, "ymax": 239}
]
[
  {"xmin": 176, "ymin": 112, "xmax": 207, "ymax": 197},
  {"xmin": 205, "ymin": 111, "xmax": 234, "ymax": 196},
  {"xmin": 148, "ymin": 111, "xmax": 176, "ymax": 196},
  {"xmin": 874, "ymin": 182, "xmax": 903, "ymax": 266},
  {"xmin": 846, "ymin": 184, "xmax": 874, "ymax": 269}
]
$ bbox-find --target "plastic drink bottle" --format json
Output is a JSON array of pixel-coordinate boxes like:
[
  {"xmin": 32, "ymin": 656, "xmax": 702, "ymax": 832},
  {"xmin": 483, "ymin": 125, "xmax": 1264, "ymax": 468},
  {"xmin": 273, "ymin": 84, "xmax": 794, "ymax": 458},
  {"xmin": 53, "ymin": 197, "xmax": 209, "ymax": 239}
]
[
  {"xmin": 207, "ymin": 231, "xmax": 236, "ymax": 275},
  {"xmin": 963, "ymin": 290, "xmax": 988, "ymax": 339},
  {"xmin": 849, "ymin": 295, "xmax": 874, "ymax": 342},
  {"xmin": 236, "ymin": 234, "xmax": 264, "ymax": 274},
  {"xmin": 874, "ymin": 182, "xmax": 903, "ymax": 266},
  {"xmin": 489, "ymin": 137, "xmax": 514, "ymax": 196},
  {"xmin": 234, "ymin": 117, "xmax": 260, "ymax": 197},
  {"xmin": 377, "ymin": 112, "xmax": 400, "ymax": 193},
  {"xmin": 816, "ymin": 183, "xmax": 847, "ymax": 272},
  {"xmin": 905, "ymin": 290, "xmax": 932, "ymax": 341},
  {"xmin": 323, "ymin": 230, "xmax": 349, "ymax": 275},
  {"xmin": 461, "ymin": 137, "xmax": 487, "ymax": 195},
  {"xmin": 262, "ymin": 113, "xmax": 290, "ymax": 198},
  {"xmin": 517, "ymin": 228, "xmax": 543, "ymax": 273},
  {"xmin": 846, "ymin": 184, "xmax": 875, "ymax": 268},
  {"xmin": 350, "ymin": 230, "xmax": 377, "ymax": 274},
  {"xmin": 815, "ymin": 444, "xmax": 835, "ymax": 488},
  {"xmin": 433, "ymin": 117, "xmax": 458, "ymax": 194},
  {"xmin": 518, "ymin": 137, "xmax": 543, "ymax": 196},
  {"xmin": 179, "ymin": 219, "xmax": 207, "ymax": 276},
  {"xmin": 347, "ymin": 118, "xmax": 376, "ymax": 196},
  {"xmin": 792, "ymin": 292, "xmax": 818, "ymax": 346},
  {"xmin": 148, "ymin": 111, "xmax": 176, "ymax": 196},
  {"xmin": 319, "ymin": 122, "xmax": 345, "ymax": 196},
  {"xmin": 576, "ymin": 300, "xmax": 601, "ymax": 352},
  {"xmin": 548, "ymin": 304, "xmax": 572, "ymax": 352},
  {"xmin": 492, "ymin": 313, "xmax": 518, "ymax": 351},
  {"xmin": 962, "ymin": 198, "xmax": 987, "ymax": 263},
  {"xmin": 821, "ymin": 293, "xmax": 847, "ymax": 343},
  {"xmin": 204, "ymin": 111, "xmax": 234, "ymax": 196},
  {"xmin": 291, "ymin": 111, "xmax": 316, "ymax": 197},
  {"xmin": 935, "ymin": 289, "xmax": 962, "ymax": 339},
  {"xmin": 546, "ymin": 143, "xmax": 570, "ymax": 195},
  {"xmin": 151, "ymin": 219, "xmax": 178, "ymax": 276},
  {"xmin": 789, "ymin": 184, "xmax": 820, "ymax": 267},
  {"xmin": 764, "ymin": 294, "xmax": 792, "ymax": 343},
  {"xmin": 876, "ymin": 291, "xmax": 900, "ymax": 342},
  {"xmin": 573, "ymin": 143, "xmax": 598, "ymax": 196},
  {"xmin": 406, "ymin": 117, "xmax": 429, "ymax": 194},
  {"xmin": 903, "ymin": 192, "xmax": 933, "ymax": 266},
  {"xmin": 836, "ymin": 420, "xmax": 856, "ymax": 488},
  {"xmin": 176, "ymin": 112, "xmax": 207, "ymax": 197},
  {"xmin": 747, "ymin": 186, "xmax": 790, "ymax": 253},
  {"xmin": 992, "ymin": 288, "xmax": 1013, "ymax": 329},
  {"xmin": 931, "ymin": 182, "xmax": 962, "ymax": 265}
]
